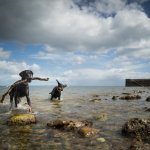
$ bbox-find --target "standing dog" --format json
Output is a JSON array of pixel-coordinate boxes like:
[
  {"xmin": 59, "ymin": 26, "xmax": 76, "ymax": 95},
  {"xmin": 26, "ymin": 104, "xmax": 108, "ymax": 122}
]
[
  {"xmin": 49, "ymin": 80, "xmax": 67, "ymax": 100},
  {"xmin": 9, "ymin": 70, "xmax": 33, "ymax": 112}
]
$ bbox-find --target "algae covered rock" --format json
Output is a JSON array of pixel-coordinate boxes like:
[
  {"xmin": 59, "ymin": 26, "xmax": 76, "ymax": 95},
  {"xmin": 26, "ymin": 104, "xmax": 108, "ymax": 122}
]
[
  {"xmin": 47, "ymin": 119, "xmax": 92, "ymax": 131},
  {"xmin": 47, "ymin": 119, "xmax": 69, "ymax": 128},
  {"xmin": 129, "ymin": 138, "xmax": 144, "ymax": 150},
  {"xmin": 120, "ymin": 95, "xmax": 141, "ymax": 100},
  {"xmin": 112, "ymin": 96, "xmax": 118, "ymax": 100},
  {"xmin": 93, "ymin": 112, "xmax": 108, "ymax": 121},
  {"xmin": 96, "ymin": 137, "xmax": 106, "ymax": 143},
  {"xmin": 47, "ymin": 119, "xmax": 99, "ymax": 137},
  {"xmin": 78, "ymin": 127, "xmax": 99, "ymax": 137},
  {"xmin": 122, "ymin": 118, "xmax": 150, "ymax": 139},
  {"xmin": 7, "ymin": 114, "xmax": 36, "ymax": 125}
]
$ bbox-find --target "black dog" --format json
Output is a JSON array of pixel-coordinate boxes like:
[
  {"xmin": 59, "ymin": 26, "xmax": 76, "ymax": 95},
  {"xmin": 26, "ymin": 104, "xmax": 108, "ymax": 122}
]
[
  {"xmin": 9, "ymin": 70, "xmax": 33, "ymax": 112},
  {"xmin": 49, "ymin": 80, "xmax": 67, "ymax": 100}
]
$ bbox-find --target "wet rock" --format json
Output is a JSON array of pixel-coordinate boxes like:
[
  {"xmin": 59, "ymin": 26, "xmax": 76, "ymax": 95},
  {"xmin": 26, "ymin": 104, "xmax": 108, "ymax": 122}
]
[
  {"xmin": 122, "ymin": 92, "xmax": 131, "ymax": 95},
  {"xmin": 129, "ymin": 138, "xmax": 144, "ymax": 150},
  {"xmin": 90, "ymin": 94, "xmax": 101, "ymax": 102},
  {"xmin": 78, "ymin": 127, "xmax": 99, "ymax": 137},
  {"xmin": 47, "ymin": 119, "xmax": 68, "ymax": 128},
  {"xmin": 7, "ymin": 114, "xmax": 36, "ymax": 125},
  {"xmin": 145, "ymin": 108, "xmax": 150, "ymax": 112},
  {"xmin": 120, "ymin": 95, "xmax": 141, "ymax": 100},
  {"xmin": 112, "ymin": 96, "xmax": 118, "ymax": 100},
  {"xmin": 90, "ymin": 98, "xmax": 101, "ymax": 102},
  {"xmin": 47, "ymin": 119, "xmax": 99, "ymax": 137},
  {"xmin": 146, "ymin": 96, "xmax": 150, "ymax": 102},
  {"xmin": 47, "ymin": 119, "xmax": 92, "ymax": 131},
  {"xmin": 96, "ymin": 137, "xmax": 106, "ymax": 143},
  {"xmin": 93, "ymin": 112, "xmax": 108, "ymax": 121},
  {"xmin": 92, "ymin": 94, "xmax": 100, "ymax": 98},
  {"xmin": 122, "ymin": 118, "xmax": 150, "ymax": 139}
]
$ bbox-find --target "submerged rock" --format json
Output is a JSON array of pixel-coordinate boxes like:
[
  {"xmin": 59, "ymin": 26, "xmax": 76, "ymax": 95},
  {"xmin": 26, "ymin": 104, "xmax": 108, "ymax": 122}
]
[
  {"xmin": 7, "ymin": 114, "xmax": 36, "ymax": 125},
  {"xmin": 90, "ymin": 98, "xmax": 101, "ymax": 102},
  {"xmin": 146, "ymin": 96, "xmax": 150, "ymax": 102},
  {"xmin": 129, "ymin": 138, "xmax": 144, "ymax": 150},
  {"xmin": 93, "ymin": 112, "xmax": 108, "ymax": 121},
  {"xmin": 119, "ymin": 95, "xmax": 141, "ymax": 100},
  {"xmin": 47, "ymin": 119, "xmax": 92, "ymax": 131},
  {"xmin": 122, "ymin": 118, "xmax": 150, "ymax": 139},
  {"xmin": 47, "ymin": 119, "xmax": 98, "ymax": 137},
  {"xmin": 112, "ymin": 96, "xmax": 118, "ymax": 100},
  {"xmin": 92, "ymin": 94, "xmax": 100, "ymax": 98},
  {"xmin": 78, "ymin": 127, "xmax": 99, "ymax": 137},
  {"xmin": 96, "ymin": 137, "xmax": 106, "ymax": 143},
  {"xmin": 145, "ymin": 108, "xmax": 150, "ymax": 112}
]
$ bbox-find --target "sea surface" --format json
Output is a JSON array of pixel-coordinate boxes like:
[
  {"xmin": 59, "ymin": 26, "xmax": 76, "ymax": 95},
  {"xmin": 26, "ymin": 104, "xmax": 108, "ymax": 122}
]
[{"xmin": 0, "ymin": 86, "xmax": 150, "ymax": 150}]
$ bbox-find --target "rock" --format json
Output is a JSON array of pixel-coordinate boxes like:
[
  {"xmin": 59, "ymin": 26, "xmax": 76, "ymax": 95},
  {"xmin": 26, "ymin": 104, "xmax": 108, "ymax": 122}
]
[
  {"xmin": 129, "ymin": 138, "xmax": 144, "ymax": 150},
  {"xmin": 7, "ymin": 114, "xmax": 36, "ymax": 125},
  {"xmin": 47, "ymin": 119, "xmax": 98, "ymax": 137},
  {"xmin": 92, "ymin": 94, "xmax": 99, "ymax": 98},
  {"xmin": 47, "ymin": 119, "xmax": 92, "ymax": 131},
  {"xmin": 146, "ymin": 96, "xmax": 150, "ymax": 102},
  {"xmin": 47, "ymin": 119, "xmax": 68, "ymax": 128},
  {"xmin": 112, "ymin": 96, "xmax": 118, "ymax": 100},
  {"xmin": 145, "ymin": 108, "xmax": 150, "ymax": 112},
  {"xmin": 120, "ymin": 95, "xmax": 141, "ymax": 100},
  {"xmin": 93, "ymin": 112, "xmax": 108, "ymax": 121},
  {"xmin": 122, "ymin": 118, "xmax": 150, "ymax": 139},
  {"xmin": 90, "ymin": 98, "xmax": 101, "ymax": 102},
  {"xmin": 78, "ymin": 127, "xmax": 99, "ymax": 137},
  {"xmin": 96, "ymin": 137, "xmax": 106, "ymax": 143},
  {"xmin": 122, "ymin": 92, "xmax": 131, "ymax": 95}
]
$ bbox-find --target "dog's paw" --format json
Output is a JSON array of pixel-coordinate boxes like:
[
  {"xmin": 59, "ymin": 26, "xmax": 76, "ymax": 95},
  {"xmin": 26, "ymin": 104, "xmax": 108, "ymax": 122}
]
[{"xmin": 28, "ymin": 107, "xmax": 32, "ymax": 112}]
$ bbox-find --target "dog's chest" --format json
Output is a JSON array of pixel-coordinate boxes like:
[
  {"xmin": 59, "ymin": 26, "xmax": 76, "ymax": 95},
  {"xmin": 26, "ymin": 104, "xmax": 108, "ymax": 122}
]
[{"xmin": 16, "ymin": 83, "xmax": 29, "ymax": 97}]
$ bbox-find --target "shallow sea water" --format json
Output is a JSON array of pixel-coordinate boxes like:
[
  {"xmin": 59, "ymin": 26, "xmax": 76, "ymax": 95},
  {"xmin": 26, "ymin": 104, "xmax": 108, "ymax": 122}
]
[{"xmin": 0, "ymin": 86, "xmax": 150, "ymax": 150}]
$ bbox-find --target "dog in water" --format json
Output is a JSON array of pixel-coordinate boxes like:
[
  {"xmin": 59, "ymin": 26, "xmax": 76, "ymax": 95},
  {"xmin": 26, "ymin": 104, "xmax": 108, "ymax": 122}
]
[
  {"xmin": 49, "ymin": 80, "xmax": 67, "ymax": 100},
  {"xmin": 9, "ymin": 70, "xmax": 33, "ymax": 112}
]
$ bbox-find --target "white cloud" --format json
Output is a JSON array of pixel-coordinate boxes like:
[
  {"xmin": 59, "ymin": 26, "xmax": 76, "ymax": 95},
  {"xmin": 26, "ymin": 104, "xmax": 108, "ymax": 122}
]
[
  {"xmin": 32, "ymin": 47, "xmax": 87, "ymax": 64},
  {"xmin": 60, "ymin": 66, "xmax": 150, "ymax": 85},
  {"xmin": 0, "ymin": 48, "xmax": 11, "ymax": 59},
  {"xmin": 0, "ymin": 60, "xmax": 40, "ymax": 77},
  {"xmin": 72, "ymin": 56, "xmax": 85, "ymax": 64}
]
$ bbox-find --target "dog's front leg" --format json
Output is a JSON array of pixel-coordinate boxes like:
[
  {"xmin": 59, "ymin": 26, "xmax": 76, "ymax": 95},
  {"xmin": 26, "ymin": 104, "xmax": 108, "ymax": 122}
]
[
  {"xmin": 58, "ymin": 92, "xmax": 61, "ymax": 100},
  {"xmin": 14, "ymin": 95, "xmax": 18, "ymax": 108},
  {"xmin": 58, "ymin": 95, "xmax": 61, "ymax": 100},
  {"xmin": 9, "ymin": 94, "xmax": 13, "ymax": 111},
  {"xmin": 26, "ymin": 95, "xmax": 32, "ymax": 112}
]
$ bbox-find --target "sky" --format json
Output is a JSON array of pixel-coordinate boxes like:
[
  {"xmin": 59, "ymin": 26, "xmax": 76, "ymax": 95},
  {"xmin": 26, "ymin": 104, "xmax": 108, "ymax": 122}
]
[{"xmin": 0, "ymin": 0, "xmax": 150, "ymax": 86}]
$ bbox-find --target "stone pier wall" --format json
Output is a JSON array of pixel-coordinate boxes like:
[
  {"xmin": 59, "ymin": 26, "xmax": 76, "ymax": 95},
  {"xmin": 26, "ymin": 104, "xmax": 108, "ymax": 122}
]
[{"xmin": 125, "ymin": 79, "xmax": 150, "ymax": 87}]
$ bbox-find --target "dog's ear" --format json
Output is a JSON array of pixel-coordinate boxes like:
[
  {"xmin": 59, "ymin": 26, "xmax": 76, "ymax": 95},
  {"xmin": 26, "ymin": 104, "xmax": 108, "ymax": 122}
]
[
  {"xmin": 56, "ymin": 79, "xmax": 61, "ymax": 86},
  {"xmin": 19, "ymin": 70, "xmax": 26, "ymax": 78}
]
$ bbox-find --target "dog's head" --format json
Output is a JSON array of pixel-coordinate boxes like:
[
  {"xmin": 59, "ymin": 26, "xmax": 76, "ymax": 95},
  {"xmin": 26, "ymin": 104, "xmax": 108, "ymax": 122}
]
[
  {"xmin": 19, "ymin": 70, "xmax": 33, "ymax": 82},
  {"xmin": 56, "ymin": 80, "xmax": 67, "ymax": 92}
]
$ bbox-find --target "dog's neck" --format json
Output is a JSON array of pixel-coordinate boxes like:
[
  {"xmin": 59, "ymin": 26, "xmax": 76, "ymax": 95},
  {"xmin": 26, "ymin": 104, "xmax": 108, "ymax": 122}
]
[{"xmin": 22, "ymin": 81, "xmax": 29, "ymax": 86}]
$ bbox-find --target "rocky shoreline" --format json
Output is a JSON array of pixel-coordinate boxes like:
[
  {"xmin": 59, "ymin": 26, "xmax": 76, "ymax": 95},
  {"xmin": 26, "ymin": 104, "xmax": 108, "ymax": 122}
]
[{"xmin": 2, "ymin": 88, "xmax": 150, "ymax": 149}]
